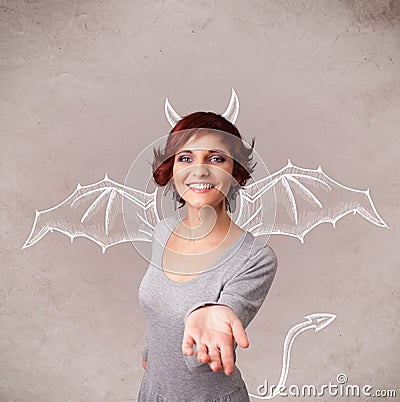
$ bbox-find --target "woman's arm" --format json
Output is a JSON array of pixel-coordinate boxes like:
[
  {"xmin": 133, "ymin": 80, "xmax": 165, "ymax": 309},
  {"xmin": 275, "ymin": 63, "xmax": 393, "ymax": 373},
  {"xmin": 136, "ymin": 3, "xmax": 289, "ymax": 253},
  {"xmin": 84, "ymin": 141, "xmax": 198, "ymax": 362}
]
[{"xmin": 182, "ymin": 244, "xmax": 278, "ymax": 375}]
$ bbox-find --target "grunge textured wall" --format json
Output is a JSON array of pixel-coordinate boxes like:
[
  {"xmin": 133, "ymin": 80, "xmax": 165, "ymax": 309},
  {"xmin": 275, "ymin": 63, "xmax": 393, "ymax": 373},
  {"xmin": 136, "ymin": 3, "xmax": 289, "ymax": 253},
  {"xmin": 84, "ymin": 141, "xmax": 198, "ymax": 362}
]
[{"xmin": 1, "ymin": 1, "xmax": 399, "ymax": 401}]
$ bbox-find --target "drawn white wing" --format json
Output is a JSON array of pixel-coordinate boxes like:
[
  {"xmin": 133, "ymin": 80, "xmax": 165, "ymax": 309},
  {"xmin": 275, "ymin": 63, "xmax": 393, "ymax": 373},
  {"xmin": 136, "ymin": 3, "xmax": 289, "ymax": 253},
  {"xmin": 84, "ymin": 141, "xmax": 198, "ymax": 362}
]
[
  {"xmin": 235, "ymin": 160, "xmax": 388, "ymax": 243},
  {"xmin": 22, "ymin": 173, "xmax": 160, "ymax": 253}
]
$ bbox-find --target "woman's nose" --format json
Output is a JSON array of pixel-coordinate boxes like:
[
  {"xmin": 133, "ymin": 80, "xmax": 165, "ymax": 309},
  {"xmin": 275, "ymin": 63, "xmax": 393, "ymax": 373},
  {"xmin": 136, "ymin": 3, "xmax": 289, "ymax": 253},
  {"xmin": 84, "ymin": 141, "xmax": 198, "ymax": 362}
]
[{"xmin": 191, "ymin": 162, "xmax": 210, "ymax": 177}]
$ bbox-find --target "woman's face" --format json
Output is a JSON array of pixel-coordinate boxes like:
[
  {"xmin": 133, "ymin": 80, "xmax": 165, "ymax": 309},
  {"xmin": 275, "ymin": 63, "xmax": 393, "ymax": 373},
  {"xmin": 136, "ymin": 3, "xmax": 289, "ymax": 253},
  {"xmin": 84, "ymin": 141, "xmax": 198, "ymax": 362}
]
[{"xmin": 172, "ymin": 133, "xmax": 235, "ymax": 211}]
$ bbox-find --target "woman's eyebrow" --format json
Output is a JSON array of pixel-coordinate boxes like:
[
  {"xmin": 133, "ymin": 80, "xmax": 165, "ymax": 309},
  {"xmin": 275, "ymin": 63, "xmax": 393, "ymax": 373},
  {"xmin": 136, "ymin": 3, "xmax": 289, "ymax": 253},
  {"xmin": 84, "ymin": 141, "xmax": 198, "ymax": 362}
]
[{"xmin": 177, "ymin": 149, "xmax": 230, "ymax": 156}]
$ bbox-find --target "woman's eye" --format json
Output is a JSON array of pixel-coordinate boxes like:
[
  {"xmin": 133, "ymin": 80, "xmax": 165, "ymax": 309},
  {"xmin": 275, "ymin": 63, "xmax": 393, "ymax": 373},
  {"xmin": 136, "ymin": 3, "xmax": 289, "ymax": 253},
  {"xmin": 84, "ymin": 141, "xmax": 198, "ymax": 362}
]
[
  {"xmin": 210, "ymin": 156, "xmax": 226, "ymax": 163},
  {"xmin": 177, "ymin": 156, "xmax": 192, "ymax": 163}
]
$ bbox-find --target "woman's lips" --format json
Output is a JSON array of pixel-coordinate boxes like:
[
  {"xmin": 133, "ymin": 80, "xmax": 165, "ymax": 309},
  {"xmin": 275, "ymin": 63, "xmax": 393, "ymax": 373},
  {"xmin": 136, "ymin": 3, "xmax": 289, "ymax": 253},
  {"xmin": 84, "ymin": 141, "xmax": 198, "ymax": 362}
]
[
  {"xmin": 188, "ymin": 187, "xmax": 215, "ymax": 193},
  {"xmin": 186, "ymin": 184, "xmax": 216, "ymax": 193}
]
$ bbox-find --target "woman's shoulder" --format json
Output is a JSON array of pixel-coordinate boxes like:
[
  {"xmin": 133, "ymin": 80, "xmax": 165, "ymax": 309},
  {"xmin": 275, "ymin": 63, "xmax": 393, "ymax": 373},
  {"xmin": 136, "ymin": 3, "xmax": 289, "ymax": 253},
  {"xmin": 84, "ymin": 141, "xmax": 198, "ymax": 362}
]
[
  {"xmin": 240, "ymin": 233, "xmax": 278, "ymax": 272},
  {"xmin": 152, "ymin": 215, "xmax": 180, "ymax": 239},
  {"xmin": 156, "ymin": 214, "xmax": 180, "ymax": 229}
]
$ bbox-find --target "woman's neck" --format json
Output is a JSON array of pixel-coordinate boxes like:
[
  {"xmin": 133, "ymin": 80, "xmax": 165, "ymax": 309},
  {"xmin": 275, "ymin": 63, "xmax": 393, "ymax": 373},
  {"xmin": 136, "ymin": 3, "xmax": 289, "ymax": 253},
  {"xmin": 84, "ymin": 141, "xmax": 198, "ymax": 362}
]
[{"xmin": 180, "ymin": 204, "xmax": 233, "ymax": 242}]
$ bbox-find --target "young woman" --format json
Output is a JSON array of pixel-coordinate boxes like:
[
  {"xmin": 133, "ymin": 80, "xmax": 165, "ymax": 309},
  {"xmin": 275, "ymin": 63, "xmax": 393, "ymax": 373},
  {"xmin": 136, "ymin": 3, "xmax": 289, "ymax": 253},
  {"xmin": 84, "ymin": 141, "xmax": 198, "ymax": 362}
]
[{"xmin": 137, "ymin": 112, "xmax": 278, "ymax": 401}]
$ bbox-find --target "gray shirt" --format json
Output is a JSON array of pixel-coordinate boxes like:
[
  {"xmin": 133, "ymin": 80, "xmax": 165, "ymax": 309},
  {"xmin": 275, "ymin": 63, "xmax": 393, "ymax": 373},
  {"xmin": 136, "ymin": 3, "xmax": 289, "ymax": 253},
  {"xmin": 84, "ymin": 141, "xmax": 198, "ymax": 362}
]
[{"xmin": 137, "ymin": 214, "xmax": 278, "ymax": 402}]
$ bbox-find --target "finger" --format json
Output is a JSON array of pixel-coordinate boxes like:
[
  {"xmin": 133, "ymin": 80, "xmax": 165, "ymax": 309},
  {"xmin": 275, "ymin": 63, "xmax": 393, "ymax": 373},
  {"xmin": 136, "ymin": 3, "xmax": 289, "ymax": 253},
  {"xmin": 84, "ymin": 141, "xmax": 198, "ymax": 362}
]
[
  {"xmin": 219, "ymin": 344, "xmax": 235, "ymax": 376},
  {"xmin": 195, "ymin": 343, "xmax": 210, "ymax": 363},
  {"xmin": 182, "ymin": 333, "xmax": 195, "ymax": 356},
  {"xmin": 231, "ymin": 317, "xmax": 249, "ymax": 349},
  {"xmin": 207, "ymin": 347, "xmax": 222, "ymax": 372}
]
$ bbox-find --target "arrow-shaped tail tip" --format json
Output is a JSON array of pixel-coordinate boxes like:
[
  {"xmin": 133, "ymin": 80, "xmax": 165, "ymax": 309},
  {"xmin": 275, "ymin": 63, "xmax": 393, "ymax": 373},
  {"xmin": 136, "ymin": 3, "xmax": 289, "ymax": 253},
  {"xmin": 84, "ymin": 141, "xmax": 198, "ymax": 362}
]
[{"xmin": 304, "ymin": 313, "xmax": 336, "ymax": 332}]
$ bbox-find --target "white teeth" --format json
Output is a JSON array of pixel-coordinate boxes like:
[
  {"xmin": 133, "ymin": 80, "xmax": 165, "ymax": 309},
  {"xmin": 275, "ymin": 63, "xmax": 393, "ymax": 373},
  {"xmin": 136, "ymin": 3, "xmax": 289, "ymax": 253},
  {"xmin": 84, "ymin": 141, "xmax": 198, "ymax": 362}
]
[{"xmin": 188, "ymin": 183, "xmax": 215, "ymax": 190}]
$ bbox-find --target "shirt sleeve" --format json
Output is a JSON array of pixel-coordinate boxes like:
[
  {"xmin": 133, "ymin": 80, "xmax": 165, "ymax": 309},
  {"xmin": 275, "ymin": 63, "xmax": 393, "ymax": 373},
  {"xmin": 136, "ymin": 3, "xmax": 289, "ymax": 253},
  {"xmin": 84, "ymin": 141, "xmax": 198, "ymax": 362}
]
[
  {"xmin": 184, "ymin": 244, "xmax": 278, "ymax": 328},
  {"xmin": 216, "ymin": 244, "xmax": 277, "ymax": 329}
]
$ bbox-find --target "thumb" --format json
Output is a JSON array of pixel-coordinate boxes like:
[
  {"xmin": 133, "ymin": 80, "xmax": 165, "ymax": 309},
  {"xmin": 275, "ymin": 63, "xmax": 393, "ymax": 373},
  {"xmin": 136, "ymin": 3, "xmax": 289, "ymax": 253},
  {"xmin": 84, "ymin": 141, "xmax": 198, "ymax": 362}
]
[
  {"xmin": 230, "ymin": 317, "xmax": 249, "ymax": 349},
  {"xmin": 182, "ymin": 333, "xmax": 195, "ymax": 356}
]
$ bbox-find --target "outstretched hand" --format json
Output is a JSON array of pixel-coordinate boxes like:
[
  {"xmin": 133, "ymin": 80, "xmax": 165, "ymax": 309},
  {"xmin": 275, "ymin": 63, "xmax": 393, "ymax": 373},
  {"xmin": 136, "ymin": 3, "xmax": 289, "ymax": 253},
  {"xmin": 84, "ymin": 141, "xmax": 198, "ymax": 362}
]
[{"xmin": 182, "ymin": 305, "xmax": 249, "ymax": 376}]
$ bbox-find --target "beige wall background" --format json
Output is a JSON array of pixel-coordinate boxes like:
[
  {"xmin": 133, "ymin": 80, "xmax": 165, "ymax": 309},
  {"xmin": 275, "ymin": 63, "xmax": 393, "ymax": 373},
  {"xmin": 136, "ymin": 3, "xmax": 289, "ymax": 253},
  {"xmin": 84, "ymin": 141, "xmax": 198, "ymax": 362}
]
[{"xmin": 1, "ymin": 1, "xmax": 399, "ymax": 401}]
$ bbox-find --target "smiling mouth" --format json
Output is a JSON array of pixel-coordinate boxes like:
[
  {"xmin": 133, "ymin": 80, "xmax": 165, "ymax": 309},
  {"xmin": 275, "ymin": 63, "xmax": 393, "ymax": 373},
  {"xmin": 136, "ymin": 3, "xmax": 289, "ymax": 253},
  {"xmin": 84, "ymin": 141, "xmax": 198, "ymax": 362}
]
[{"xmin": 186, "ymin": 183, "xmax": 216, "ymax": 190}]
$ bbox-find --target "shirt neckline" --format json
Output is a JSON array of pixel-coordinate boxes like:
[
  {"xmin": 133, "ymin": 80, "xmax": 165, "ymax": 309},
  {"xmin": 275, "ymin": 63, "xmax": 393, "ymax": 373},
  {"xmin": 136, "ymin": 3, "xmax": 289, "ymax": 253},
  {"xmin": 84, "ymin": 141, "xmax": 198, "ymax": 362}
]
[{"xmin": 158, "ymin": 214, "xmax": 249, "ymax": 286}]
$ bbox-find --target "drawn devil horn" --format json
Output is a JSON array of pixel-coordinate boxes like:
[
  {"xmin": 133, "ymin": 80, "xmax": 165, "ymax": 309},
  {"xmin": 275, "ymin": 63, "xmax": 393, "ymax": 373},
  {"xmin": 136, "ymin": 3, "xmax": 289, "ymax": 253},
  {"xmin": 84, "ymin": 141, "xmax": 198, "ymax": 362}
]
[
  {"xmin": 164, "ymin": 97, "xmax": 182, "ymax": 128},
  {"xmin": 221, "ymin": 88, "xmax": 239, "ymax": 125},
  {"xmin": 164, "ymin": 88, "xmax": 240, "ymax": 127}
]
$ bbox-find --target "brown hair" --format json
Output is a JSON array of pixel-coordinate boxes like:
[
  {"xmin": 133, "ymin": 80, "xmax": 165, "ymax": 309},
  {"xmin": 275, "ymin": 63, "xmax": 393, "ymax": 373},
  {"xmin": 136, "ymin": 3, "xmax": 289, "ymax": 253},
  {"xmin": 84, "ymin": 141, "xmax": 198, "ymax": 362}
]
[{"xmin": 152, "ymin": 111, "xmax": 257, "ymax": 210}]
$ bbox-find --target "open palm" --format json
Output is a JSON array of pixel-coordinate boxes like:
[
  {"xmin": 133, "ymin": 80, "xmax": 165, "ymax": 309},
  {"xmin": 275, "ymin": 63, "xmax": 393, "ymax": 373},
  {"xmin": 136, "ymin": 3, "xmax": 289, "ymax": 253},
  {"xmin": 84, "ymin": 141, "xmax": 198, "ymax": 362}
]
[{"xmin": 182, "ymin": 305, "xmax": 249, "ymax": 376}]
